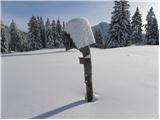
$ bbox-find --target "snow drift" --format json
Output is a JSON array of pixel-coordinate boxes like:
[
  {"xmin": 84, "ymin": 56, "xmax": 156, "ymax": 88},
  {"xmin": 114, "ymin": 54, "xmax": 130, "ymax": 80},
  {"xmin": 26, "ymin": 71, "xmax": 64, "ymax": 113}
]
[{"xmin": 1, "ymin": 46, "xmax": 158, "ymax": 118}]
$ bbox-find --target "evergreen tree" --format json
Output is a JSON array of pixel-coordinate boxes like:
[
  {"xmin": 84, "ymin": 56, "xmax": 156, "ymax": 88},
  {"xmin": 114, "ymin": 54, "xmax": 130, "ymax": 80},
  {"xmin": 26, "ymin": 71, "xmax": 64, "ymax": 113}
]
[
  {"xmin": 130, "ymin": 7, "xmax": 142, "ymax": 44},
  {"xmin": 107, "ymin": 0, "xmax": 131, "ymax": 48},
  {"xmin": 9, "ymin": 20, "xmax": 23, "ymax": 51},
  {"xmin": 55, "ymin": 19, "xmax": 64, "ymax": 48},
  {"xmin": 1, "ymin": 23, "xmax": 10, "ymax": 53},
  {"xmin": 62, "ymin": 21, "xmax": 65, "ymax": 45},
  {"xmin": 103, "ymin": 35, "xmax": 109, "ymax": 48},
  {"xmin": 94, "ymin": 30, "xmax": 103, "ymax": 48},
  {"xmin": 38, "ymin": 16, "xmax": 46, "ymax": 48},
  {"xmin": 28, "ymin": 16, "xmax": 43, "ymax": 50},
  {"xmin": 145, "ymin": 7, "xmax": 159, "ymax": 45},
  {"xmin": 45, "ymin": 18, "xmax": 54, "ymax": 48},
  {"xmin": 62, "ymin": 21, "xmax": 65, "ymax": 32},
  {"xmin": 45, "ymin": 18, "xmax": 50, "ymax": 29},
  {"xmin": 20, "ymin": 31, "xmax": 28, "ymax": 51},
  {"xmin": 51, "ymin": 19, "xmax": 56, "ymax": 47}
]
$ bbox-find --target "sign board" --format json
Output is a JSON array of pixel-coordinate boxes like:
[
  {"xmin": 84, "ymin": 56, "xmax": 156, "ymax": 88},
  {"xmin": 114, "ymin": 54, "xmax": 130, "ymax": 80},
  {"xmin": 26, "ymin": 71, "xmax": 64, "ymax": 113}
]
[{"xmin": 65, "ymin": 18, "xmax": 95, "ymax": 49}]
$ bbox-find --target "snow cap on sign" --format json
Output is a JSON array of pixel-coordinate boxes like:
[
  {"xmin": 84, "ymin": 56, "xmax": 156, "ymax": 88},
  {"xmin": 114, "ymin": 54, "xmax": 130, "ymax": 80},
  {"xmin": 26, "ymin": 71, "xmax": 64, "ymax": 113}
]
[{"xmin": 65, "ymin": 18, "xmax": 95, "ymax": 49}]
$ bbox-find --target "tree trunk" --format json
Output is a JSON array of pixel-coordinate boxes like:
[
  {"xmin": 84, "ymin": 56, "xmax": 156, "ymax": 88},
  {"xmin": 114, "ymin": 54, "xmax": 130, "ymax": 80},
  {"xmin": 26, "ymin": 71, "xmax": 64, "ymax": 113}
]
[{"xmin": 80, "ymin": 46, "xmax": 93, "ymax": 102}]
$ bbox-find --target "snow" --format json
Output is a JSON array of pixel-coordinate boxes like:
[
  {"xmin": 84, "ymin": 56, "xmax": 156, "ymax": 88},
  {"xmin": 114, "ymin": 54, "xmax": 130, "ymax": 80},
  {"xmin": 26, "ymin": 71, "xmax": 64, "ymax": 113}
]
[
  {"xmin": 65, "ymin": 18, "xmax": 95, "ymax": 49},
  {"xmin": 1, "ymin": 46, "xmax": 158, "ymax": 118}
]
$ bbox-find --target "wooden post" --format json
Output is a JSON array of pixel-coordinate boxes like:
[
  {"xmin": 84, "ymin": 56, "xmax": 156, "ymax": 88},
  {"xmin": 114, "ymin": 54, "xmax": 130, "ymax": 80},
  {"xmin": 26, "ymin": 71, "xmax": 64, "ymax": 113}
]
[
  {"xmin": 79, "ymin": 46, "xmax": 93, "ymax": 102},
  {"xmin": 64, "ymin": 32, "xmax": 94, "ymax": 102}
]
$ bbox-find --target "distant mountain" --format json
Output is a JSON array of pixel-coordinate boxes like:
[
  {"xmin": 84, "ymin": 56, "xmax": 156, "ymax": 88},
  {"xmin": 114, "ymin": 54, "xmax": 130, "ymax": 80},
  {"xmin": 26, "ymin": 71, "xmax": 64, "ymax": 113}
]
[{"xmin": 91, "ymin": 22, "xmax": 109, "ymax": 38}]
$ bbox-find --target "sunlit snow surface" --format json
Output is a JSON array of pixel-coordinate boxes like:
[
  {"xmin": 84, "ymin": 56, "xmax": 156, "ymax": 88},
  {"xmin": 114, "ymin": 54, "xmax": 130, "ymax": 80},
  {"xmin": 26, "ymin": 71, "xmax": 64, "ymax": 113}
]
[{"xmin": 1, "ymin": 46, "xmax": 158, "ymax": 118}]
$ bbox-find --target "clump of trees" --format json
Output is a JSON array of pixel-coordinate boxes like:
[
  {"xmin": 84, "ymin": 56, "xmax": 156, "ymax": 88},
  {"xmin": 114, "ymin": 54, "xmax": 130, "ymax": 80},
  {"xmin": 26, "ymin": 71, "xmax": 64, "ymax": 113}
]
[
  {"xmin": 1, "ymin": 0, "xmax": 159, "ymax": 53},
  {"xmin": 1, "ymin": 16, "xmax": 65, "ymax": 53},
  {"xmin": 93, "ymin": 0, "xmax": 159, "ymax": 48},
  {"xmin": 27, "ymin": 16, "xmax": 65, "ymax": 50}
]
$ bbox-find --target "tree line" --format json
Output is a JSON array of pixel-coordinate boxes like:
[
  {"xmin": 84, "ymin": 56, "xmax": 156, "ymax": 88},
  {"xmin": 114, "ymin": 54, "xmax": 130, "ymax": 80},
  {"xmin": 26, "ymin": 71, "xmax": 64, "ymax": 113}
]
[
  {"xmin": 1, "ymin": 0, "xmax": 159, "ymax": 53},
  {"xmin": 1, "ymin": 16, "xmax": 65, "ymax": 53},
  {"xmin": 93, "ymin": 0, "xmax": 159, "ymax": 48}
]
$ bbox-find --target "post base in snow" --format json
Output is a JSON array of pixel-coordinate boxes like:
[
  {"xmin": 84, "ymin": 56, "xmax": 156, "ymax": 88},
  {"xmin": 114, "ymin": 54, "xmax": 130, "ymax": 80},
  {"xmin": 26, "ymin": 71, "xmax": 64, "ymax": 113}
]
[{"xmin": 85, "ymin": 79, "xmax": 93, "ymax": 102}]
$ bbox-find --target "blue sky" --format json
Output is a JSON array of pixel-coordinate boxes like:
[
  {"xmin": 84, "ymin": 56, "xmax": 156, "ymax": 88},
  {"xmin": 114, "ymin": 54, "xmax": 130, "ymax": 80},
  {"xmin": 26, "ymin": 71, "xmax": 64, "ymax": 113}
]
[{"xmin": 1, "ymin": 1, "xmax": 158, "ymax": 32}]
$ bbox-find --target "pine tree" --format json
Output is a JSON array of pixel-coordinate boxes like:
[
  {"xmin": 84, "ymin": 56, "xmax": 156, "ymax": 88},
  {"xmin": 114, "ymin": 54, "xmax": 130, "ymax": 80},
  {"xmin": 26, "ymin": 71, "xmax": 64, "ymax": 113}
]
[
  {"xmin": 28, "ymin": 16, "xmax": 43, "ymax": 50},
  {"xmin": 9, "ymin": 20, "xmax": 23, "ymax": 51},
  {"xmin": 94, "ymin": 30, "xmax": 103, "ymax": 48},
  {"xmin": 62, "ymin": 21, "xmax": 65, "ymax": 32},
  {"xmin": 45, "ymin": 18, "xmax": 54, "ymax": 48},
  {"xmin": 107, "ymin": 0, "xmax": 131, "ymax": 48},
  {"xmin": 55, "ymin": 19, "xmax": 64, "ymax": 48},
  {"xmin": 62, "ymin": 21, "xmax": 65, "ymax": 45},
  {"xmin": 51, "ymin": 20, "xmax": 56, "ymax": 47},
  {"xmin": 130, "ymin": 7, "xmax": 142, "ymax": 45},
  {"xmin": 20, "ymin": 31, "xmax": 28, "ymax": 51},
  {"xmin": 38, "ymin": 16, "xmax": 46, "ymax": 48},
  {"xmin": 145, "ymin": 7, "xmax": 159, "ymax": 45},
  {"xmin": 103, "ymin": 35, "xmax": 109, "ymax": 48},
  {"xmin": 1, "ymin": 23, "xmax": 10, "ymax": 53}
]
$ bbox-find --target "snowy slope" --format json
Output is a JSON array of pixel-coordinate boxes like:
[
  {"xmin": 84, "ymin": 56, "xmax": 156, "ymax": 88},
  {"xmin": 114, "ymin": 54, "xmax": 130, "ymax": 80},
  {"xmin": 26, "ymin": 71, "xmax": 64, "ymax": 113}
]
[{"xmin": 1, "ymin": 46, "xmax": 158, "ymax": 118}]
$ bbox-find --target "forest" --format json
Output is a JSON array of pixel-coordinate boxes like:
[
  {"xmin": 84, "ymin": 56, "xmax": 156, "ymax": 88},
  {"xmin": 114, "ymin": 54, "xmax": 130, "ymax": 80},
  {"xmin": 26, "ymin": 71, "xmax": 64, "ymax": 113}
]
[{"xmin": 1, "ymin": 0, "xmax": 159, "ymax": 54}]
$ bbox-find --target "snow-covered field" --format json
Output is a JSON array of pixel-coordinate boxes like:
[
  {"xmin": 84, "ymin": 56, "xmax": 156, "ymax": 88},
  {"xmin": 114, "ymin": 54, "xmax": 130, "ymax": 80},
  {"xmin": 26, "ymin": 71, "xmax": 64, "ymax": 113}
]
[{"xmin": 1, "ymin": 46, "xmax": 158, "ymax": 118}]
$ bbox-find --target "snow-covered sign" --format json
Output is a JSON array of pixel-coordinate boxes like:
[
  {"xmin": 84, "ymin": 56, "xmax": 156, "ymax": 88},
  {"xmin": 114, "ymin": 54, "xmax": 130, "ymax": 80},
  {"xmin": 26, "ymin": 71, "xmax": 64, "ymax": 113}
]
[{"xmin": 65, "ymin": 18, "xmax": 95, "ymax": 49}]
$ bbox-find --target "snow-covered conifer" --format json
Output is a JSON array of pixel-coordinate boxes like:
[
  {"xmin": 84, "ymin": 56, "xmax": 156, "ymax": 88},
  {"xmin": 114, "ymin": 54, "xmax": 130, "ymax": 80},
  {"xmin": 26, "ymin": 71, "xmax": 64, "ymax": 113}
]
[
  {"xmin": 1, "ymin": 23, "xmax": 10, "ymax": 53},
  {"xmin": 55, "ymin": 19, "xmax": 64, "ymax": 48},
  {"xmin": 9, "ymin": 20, "xmax": 23, "ymax": 51},
  {"xmin": 62, "ymin": 21, "xmax": 65, "ymax": 45},
  {"xmin": 51, "ymin": 20, "xmax": 56, "ymax": 47},
  {"xmin": 20, "ymin": 31, "xmax": 28, "ymax": 51},
  {"xmin": 27, "ymin": 16, "xmax": 43, "ymax": 50},
  {"xmin": 94, "ymin": 30, "xmax": 103, "ymax": 48},
  {"xmin": 45, "ymin": 18, "xmax": 54, "ymax": 48},
  {"xmin": 38, "ymin": 16, "xmax": 46, "ymax": 48},
  {"xmin": 130, "ymin": 7, "xmax": 142, "ymax": 45},
  {"xmin": 107, "ymin": 0, "xmax": 131, "ymax": 48},
  {"xmin": 145, "ymin": 7, "xmax": 159, "ymax": 45}
]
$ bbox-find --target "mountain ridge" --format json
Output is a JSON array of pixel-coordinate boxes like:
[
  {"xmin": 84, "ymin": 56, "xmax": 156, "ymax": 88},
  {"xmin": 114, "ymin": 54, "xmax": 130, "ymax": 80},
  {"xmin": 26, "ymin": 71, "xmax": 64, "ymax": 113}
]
[{"xmin": 91, "ymin": 22, "xmax": 109, "ymax": 38}]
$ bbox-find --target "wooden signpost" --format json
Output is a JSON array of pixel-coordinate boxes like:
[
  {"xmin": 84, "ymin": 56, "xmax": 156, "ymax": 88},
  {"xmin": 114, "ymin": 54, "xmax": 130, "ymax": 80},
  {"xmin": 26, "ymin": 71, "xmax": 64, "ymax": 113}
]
[
  {"xmin": 64, "ymin": 18, "xmax": 95, "ymax": 102},
  {"xmin": 79, "ymin": 46, "xmax": 93, "ymax": 102}
]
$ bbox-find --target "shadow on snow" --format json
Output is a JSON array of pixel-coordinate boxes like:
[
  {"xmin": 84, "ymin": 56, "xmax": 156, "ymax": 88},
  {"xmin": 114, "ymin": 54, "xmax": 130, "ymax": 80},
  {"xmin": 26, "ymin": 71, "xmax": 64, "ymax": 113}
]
[{"xmin": 32, "ymin": 100, "xmax": 86, "ymax": 119}]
